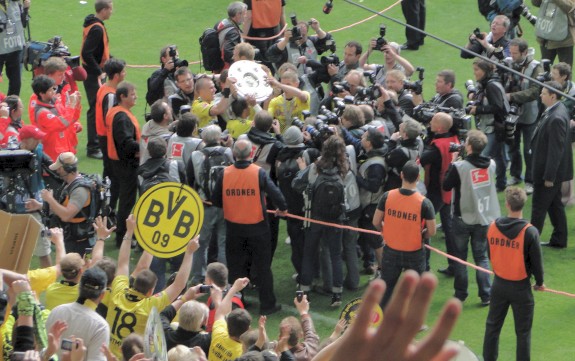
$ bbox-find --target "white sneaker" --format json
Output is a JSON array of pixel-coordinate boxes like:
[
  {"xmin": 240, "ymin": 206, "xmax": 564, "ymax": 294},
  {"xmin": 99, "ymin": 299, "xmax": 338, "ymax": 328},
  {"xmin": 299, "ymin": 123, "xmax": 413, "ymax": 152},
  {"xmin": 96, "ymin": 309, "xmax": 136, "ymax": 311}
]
[
  {"xmin": 285, "ymin": 237, "xmax": 291, "ymax": 245},
  {"xmin": 525, "ymin": 183, "xmax": 534, "ymax": 195},
  {"xmin": 508, "ymin": 177, "xmax": 522, "ymax": 186}
]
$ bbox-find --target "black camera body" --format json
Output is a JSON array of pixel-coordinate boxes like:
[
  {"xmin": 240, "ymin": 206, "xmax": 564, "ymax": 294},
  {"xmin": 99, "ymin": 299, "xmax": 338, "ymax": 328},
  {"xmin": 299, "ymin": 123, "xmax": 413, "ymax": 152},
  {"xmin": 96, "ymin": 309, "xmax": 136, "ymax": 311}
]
[
  {"xmin": 375, "ymin": 24, "xmax": 388, "ymax": 51},
  {"xmin": 536, "ymin": 59, "xmax": 552, "ymax": 82},
  {"xmin": 168, "ymin": 45, "xmax": 189, "ymax": 69},
  {"xmin": 321, "ymin": 54, "xmax": 340, "ymax": 66},
  {"xmin": 290, "ymin": 14, "xmax": 302, "ymax": 41},
  {"xmin": 403, "ymin": 67, "xmax": 425, "ymax": 95},
  {"xmin": 473, "ymin": 28, "xmax": 485, "ymax": 40}
]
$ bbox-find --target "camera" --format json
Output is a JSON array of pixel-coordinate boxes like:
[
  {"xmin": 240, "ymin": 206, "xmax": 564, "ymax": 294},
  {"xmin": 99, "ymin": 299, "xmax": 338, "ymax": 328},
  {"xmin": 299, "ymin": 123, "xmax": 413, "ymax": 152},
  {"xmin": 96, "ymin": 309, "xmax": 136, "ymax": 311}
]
[
  {"xmin": 465, "ymin": 79, "xmax": 478, "ymax": 98},
  {"xmin": 321, "ymin": 54, "xmax": 340, "ymax": 66},
  {"xmin": 290, "ymin": 14, "xmax": 302, "ymax": 41},
  {"xmin": 168, "ymin": 45, "xmax": 189, "ymax": 69},
  {"xmin": 520, "ymin": 4, "xmax": 537, "ymax": 26},
  {"xmin": 199, "ymin": 284, "xmax": 213, "ymax": 293},
  {"xmin": 473, "ymin": 28, "xmax": 485, "ymax": 40},
  {"xmin": 355, "ymin": 85, "xmax": 383, "ymax": 101},
  {"xmin": 449, "ymin": 142, "xmax": 465, "ymax": 153},
  {"xmin": 504, "ymin": 104, "xmax": 520, "ymax": 145},
  {"xmin": 318, "ymin": 105, "xmax": 340, "ymax": 124},
  {"xmin": 413, "ymin": 103, "xmax": 472, "ymax": 140},
  {"xmin": 23, "ymin": 36, "xmax": 80, "ymax": 71},
  {"xmin": 296, "ymin": 290, "xmax": 304, "ymax": 302},
  {"xmin": 375, "ymin": 24, "xmax": 388, "ymax": 51},
  {"xmin": 403, "ymin": 67, "xmax": 425, "ymax": 95},
  {"xmin": 331, "ymin": 80, "xmax": 350, "ymax": 94},
  {"xmin": 61, "ymin": 339, "xmax": 74, "ymax": 351},
  {"xmin": 536, "ymin": 59, "xmax": 552, "ymax": 82}
]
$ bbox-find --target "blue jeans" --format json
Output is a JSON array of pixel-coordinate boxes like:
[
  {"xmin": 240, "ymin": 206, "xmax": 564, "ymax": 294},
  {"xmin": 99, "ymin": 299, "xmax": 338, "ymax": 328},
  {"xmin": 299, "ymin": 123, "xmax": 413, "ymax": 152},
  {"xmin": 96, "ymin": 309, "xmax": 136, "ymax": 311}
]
[
  {"xmin": 192, "ymin": 206, "xmax": 227, "ymax": 284},
  {"xmin": 380, "ymin": 246, "xmax": 426, "ymax": 307},
  {"xmin": 483, "ymin": 133, "xmax": 507, "ymax": 190},
  {"xmin": 452, "ymin": 217, "xmax": 491, "ymax": 301},
  {"xmin": 300, "ymin": 223, "xmax": 343, "ymax": 293},
  {"xmin": 509, "ymin": 122, "xmax": 536, "ymax": 184}
]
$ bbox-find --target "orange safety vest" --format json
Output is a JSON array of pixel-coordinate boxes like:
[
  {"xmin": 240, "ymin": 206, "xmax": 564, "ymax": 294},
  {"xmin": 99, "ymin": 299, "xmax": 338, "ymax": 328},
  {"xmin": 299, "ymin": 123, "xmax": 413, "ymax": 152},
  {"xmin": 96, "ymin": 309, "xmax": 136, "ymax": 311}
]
[
  {"xmin": 222, "ymin": 163, "xmax": 264, "ymax": 224},
  {"xmin": 106, "ymin": 106, "xmax": 141, "ymax": 161},
  {"xmin": 429, "ymin": 135, "xmax": 459, "ymax": 204},
  {"xmin": 487, "ymin": 223, "xmax": 530, "ymax": 281},
  {"xmin": 81, "ymin": 22, "xmax": 110, "ymax": 69},
  {"xmin": 251, "ymin": 0, "xmax": 282, "ymax": 29},
  {"xmin": 95, "ymin": 84, "xmax": 116, "ymax": 136},
  {"xmin": 382, "ymin": 189, "xmax": 425, "ymax": 252}
]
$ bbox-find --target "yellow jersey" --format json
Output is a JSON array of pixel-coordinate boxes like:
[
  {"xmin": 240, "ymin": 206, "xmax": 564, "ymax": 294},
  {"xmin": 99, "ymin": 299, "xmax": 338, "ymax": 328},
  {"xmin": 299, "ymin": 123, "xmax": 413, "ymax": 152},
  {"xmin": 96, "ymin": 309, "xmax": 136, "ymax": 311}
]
[
  {"xmin": 268, "ymin": 92, "xmax": 310, "ymax": 133},
  {"xmin": 105, "ymin": 275, "xmax": 170, "ymax": 358},
  {"xmin": 192, "ymin": 99, "xmax": 216, "ymax": 129},
  {"xmin": 45, "ymin": 281, "xmax": 79, "ymax": 310},
  {"xmin": 226, "ymin": 118, "xmax": 253, "ymax": 139},
  {"xmin": 208, "ymin": 319, "xmax": 243, "ymax": 361}
]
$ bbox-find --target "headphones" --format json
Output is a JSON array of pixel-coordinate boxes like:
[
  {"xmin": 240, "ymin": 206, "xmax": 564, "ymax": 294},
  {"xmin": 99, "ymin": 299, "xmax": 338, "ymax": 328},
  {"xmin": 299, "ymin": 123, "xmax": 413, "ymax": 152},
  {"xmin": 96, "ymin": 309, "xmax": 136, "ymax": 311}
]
[{"xmin": 59, "ymin": 154, "xmax": 78, "ymax": 174}]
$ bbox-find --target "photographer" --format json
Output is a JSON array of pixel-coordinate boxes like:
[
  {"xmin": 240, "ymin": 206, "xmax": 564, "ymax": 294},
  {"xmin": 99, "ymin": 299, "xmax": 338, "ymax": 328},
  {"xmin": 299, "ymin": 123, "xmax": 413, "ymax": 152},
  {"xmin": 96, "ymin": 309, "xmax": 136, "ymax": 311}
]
[
  {"xmin": 413, "ymin": 69, "xmax": 464, "ymax": 109},
  {"xmin": 360, "ymin": 40, "xmax": 415, "ymax": 84},
  {"xmin": 266, "ymin": 18, "xmax": 330, "ymax": 76},
  {"xmin": 461, "ymin": 15, "xmax": 510, "ymax": 60},
  {"xmin": 168, "ymin": 67, "xmax": 195, "ymax": 118},
  {"xmin": 40, "ymin": 152, "xmax": 94, "ymax": 256},
  {"xmin": 502, "ymin": 38, "xmax": 542, "ymax": 194},
  {"xmin": 0, "ymin": 0, "xmax": 30, "ymax": 96},
  {"xmin": 385, "ymin": 69, "xmax": 415, "ymax": 117},
  {"xmin": 146, "ymin": 45, "xmax": 181, "ymax": 105},
  {"xmin": 420, "ymin": 112, "xmax": 459, "ymax": 274},
  {"xmin": 467, "ymin": 59, "xmax": 509, "ymax": 192},
  {"xmin": 216, "ymin": 1, "xmax": 247, "ymax": 71},
  {"xmin": 328, "ymin": 41, "xmax": 362, "ymax": 85},
  {"xmin": 551, "ymin": 62, "xmax": 575, "ymax": 117}
]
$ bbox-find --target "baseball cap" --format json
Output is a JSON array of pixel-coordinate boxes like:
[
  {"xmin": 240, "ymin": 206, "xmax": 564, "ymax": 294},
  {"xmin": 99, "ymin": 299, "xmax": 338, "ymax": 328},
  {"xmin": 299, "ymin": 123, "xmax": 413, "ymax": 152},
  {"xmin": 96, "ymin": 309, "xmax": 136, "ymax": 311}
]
[
  {"xmin": 80, "ymin": 267, "xmax": 107, "ymax": 293},
  {"xmin": 49, "ymin": 152, "xmax": 78, "ymax": 171},
  {"xmin": 18, "ymin": 125, "xmax": 46, "ymax": 140}
]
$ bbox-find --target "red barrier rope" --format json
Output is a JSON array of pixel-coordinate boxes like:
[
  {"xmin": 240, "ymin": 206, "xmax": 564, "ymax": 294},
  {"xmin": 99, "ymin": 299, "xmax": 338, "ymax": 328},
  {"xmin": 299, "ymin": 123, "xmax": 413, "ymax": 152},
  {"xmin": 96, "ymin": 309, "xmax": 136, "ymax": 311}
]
[
  {"xmin": 328, "ymin": 0, "xmax": 403, "ymax": 33},
  {"xmin": 266, "ymin": 209, "xmax": 575, "ymax": 298},
  {"xmin": 241, "ymin": 24, "xmax": 289, "ymax": 41}
]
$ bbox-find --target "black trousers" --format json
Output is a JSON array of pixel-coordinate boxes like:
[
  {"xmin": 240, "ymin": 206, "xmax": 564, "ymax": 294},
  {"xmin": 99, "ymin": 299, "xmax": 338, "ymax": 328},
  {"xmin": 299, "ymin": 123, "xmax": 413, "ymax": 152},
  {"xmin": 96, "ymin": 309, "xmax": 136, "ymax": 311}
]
[
  {"xmin": 540, "ymin": 45, "xmax": 573, "ymax": 71},
  {"xmin": 401, "ymin": 0, "xmax": 426, "ymax": 46},
  {"xmin": 98, "ymin": 135, "xmax": 119, "ymax": 211},
  {"xmin": 0, "ymin": 50, "xmax": 23, "ymax": 96},
  {"xmin": 286, "ymin": 217, "xmax": 305, "ymax": 278},
  {"xmin": 111, "ymin": 160, "xmax": 138, "ymax": 244},
  {"xmin": 226, "ymin": 229, "xmax": 277, "ymax": 312},
  {"xmin": 531, "ymin": 181, "xmax": 567, "ymax": 247},
  {"xmin": 83, "ymin": 73, "xmax": 100, "ymax": 152},
  {"xmin": 483, "ymin": 277, "xmax": 534, "ymax": 361}
]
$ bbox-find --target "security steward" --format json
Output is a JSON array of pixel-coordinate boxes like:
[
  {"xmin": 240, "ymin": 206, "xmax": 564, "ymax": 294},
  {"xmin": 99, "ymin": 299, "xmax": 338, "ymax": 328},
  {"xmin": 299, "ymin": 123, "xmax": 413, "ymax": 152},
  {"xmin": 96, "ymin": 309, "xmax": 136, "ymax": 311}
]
[
  {"xmin": 106, "ymin": 81, "xmax": 140, "ymax": 248},
  {"xmin": 483, "ymin": 187, "xmax": 545, "ymax": 361},
  {"xmin": 372, "ymin": 160, "xmax": 436, "ymax": 307},
  {"xmin": 212, "ymin": 138, "xmax": 288, "ymax": 316},
  {"xmin": 40, "ymin": 152, "xmax": 94, "ymax": 256}
]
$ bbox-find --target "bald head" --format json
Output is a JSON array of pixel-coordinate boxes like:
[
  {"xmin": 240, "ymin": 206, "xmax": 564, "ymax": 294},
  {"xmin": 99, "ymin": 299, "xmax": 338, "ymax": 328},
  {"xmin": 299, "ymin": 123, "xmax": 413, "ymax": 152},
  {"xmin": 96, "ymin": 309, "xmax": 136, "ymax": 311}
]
[
  {"xmin": 430, "ymin": 112, "xmax": 453, "ymax": 134},
  {"xmin": 233, "ymin": 139, "xmax": 253, "ymax": 160}
]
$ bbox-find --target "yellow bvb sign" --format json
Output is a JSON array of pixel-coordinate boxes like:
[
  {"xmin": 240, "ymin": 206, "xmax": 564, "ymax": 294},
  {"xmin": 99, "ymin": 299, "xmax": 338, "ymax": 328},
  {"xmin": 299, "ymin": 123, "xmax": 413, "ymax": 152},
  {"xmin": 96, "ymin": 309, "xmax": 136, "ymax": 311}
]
[{"xmin": 134, "ymin": 182, "xmax": 204, "ymax": 258}]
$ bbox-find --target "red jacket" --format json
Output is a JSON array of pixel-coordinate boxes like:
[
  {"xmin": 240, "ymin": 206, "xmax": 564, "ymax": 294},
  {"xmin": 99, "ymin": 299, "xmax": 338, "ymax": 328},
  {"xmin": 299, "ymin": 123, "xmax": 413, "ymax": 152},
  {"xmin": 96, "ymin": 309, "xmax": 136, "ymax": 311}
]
[{"xmin": 34, "ymin": 100, "xmax": 81, "ymax": 160}]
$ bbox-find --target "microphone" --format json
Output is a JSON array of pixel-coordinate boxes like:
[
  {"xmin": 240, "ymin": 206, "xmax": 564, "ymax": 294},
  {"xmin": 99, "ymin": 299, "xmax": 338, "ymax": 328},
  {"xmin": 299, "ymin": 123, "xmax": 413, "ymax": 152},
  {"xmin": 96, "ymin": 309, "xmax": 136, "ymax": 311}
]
[{"xmin": 323, "ymin": 0, "xmax": 333, "ymax": 14}]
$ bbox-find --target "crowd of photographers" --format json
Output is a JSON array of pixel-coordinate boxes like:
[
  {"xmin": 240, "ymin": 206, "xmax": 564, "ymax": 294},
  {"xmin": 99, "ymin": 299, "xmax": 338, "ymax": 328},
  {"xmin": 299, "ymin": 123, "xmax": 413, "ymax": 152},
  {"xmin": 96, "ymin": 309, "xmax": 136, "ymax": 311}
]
[{"xmin": 0, "ymin": 0, "xmax": 575, "ymax": 359}]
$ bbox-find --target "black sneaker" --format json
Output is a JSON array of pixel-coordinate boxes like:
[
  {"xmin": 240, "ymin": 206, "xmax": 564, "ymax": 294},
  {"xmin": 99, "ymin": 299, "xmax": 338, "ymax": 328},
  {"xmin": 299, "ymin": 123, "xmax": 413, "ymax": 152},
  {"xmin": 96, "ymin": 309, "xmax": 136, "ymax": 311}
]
[
  {"xmin": 481, "ymin": 297, "xmax": 491, "ymax": 306},
  {"xmin": 330, "ymin": 293, "xmax": 342, "ymax": 307}
]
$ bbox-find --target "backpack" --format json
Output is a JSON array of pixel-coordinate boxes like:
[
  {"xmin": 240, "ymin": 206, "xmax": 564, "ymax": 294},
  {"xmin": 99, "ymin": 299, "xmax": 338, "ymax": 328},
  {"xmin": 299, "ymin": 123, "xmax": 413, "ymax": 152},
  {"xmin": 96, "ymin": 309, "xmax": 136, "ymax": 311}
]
[
  {"xmin": 201, "ymin": 147, "xmax": 232, "ymax": 201},
  {"xmin": 308, "ymin": 168, "xmax": 345, "ymax": 222},
  {"xmin": 140, "ymin": 161, "xmax": 174, "ymax": 194},
  {"xmin": 276, "ymin": 150, "xmax": 310, "ymax": 213},
  {"xmin": 199, "ymin": 24, "xmax": 234, "ymax": 72}
]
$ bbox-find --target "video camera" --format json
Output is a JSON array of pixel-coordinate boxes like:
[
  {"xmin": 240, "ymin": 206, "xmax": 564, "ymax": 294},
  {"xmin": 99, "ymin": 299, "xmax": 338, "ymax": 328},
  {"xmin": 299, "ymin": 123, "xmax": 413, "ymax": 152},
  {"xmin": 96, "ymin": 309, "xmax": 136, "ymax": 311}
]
[
  {"xmin": 23, "ymin": 36, "xmax": 81, "ymax": 71},
  {"xmin": 403, "ymin": 67, "xmax": 425, "ymax": 95},
  {"xmin": 412, "ymin": 102, "xmax": 472, "ymax": 140},
  {"xmin": 0, "ymin": 149, "xmax": 36, "ymax": 213},
  {"xmin": 168, "ymin": 45, "xmax": 189, "ymax": 69},
  {"xmin": 375, "ymin": 24, "xmax": 388, "ymax": 51}
]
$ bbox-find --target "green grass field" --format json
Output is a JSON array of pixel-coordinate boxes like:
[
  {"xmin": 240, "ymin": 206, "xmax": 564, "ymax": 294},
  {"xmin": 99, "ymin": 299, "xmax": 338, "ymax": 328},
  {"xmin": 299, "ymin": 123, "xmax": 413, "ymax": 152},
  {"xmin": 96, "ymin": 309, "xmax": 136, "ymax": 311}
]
[{"xmin": 20, "ymin": 0, "xmax": 575, "ymax": 359}]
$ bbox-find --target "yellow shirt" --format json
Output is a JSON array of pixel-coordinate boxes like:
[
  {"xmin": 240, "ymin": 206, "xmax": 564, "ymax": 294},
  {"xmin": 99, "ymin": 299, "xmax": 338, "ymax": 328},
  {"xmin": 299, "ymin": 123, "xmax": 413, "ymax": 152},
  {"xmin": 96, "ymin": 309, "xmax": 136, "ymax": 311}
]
[
  {"xmin": 268, "ymin": 91, "xmax": 311, "ymax": 133},
  {"xmin": 106, "ymin": 275, "xmax": 170, "ymax": 358},
  {"xmin": 192, "ymin": 99, "xmax": 216, "ymax": 129},
  {"xmin": 226, "ymin": 118, "xmax": 253, "ymax": 139},
  {"xmin": 28, "ymin": 266, "xmax": 57, "ymax": 297},
  {"xmin": 208, "ymin": 319, "xmax": 243, "ymax": 361},
  {"xmin": 45, "ymin": 281, "xmax": 79, "ymax": 310}
]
